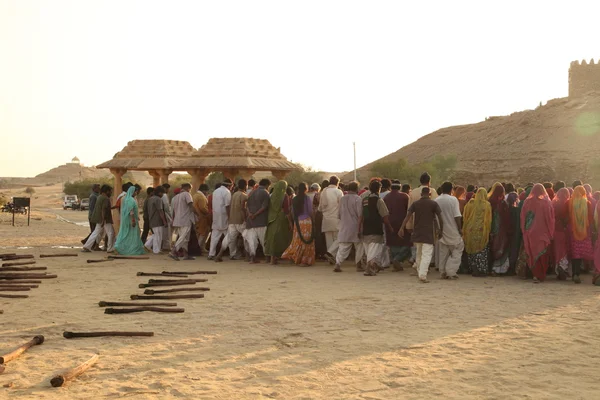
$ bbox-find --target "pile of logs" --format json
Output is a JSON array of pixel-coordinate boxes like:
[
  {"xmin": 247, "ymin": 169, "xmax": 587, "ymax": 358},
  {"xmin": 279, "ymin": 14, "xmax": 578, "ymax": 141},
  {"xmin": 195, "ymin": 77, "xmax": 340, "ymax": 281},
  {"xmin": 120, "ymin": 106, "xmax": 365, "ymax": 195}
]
[{"xmin": 0, "ymin": 253, "xmax": 60, "ymax": 300}]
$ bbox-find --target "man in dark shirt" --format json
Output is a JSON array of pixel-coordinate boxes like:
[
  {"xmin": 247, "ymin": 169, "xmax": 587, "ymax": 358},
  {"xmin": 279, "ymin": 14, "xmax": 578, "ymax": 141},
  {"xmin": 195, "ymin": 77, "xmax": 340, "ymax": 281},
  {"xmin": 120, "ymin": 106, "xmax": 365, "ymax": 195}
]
[
  {"xmin": 399, "ymin": 187, "xmax": 442, "ymax": 283},
  {"xmin": 82, "ymin": 185, "xmax": 115, "ymax": 253},
  {"xmin": 245, "ymin": 178, "xmax": 271, "ymax": 263},
  {"xmin": 141, "ymin": 187, "xmax": 154, "ymax": 243},
  {"xmin": 144, "ymin": 186, "xmax": 168, "ymax": 254},
  {"xmin": 81, "ymin": 183, "xmax": 100, "ymax": 247}
]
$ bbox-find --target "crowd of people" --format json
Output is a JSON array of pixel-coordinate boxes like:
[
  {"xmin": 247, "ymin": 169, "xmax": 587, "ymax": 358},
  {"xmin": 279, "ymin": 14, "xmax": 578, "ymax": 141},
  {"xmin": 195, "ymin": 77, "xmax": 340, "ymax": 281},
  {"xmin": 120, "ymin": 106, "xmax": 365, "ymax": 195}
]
[{"xmin": 78, "ymin": 173, "xmax": 600, "ymax": 286}]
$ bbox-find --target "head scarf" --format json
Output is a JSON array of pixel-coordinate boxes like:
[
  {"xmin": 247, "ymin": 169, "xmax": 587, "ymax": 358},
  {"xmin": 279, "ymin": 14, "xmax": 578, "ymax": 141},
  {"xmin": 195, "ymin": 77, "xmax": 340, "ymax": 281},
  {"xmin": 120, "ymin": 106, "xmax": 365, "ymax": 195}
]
[
  {"xmin": 463, "ymin": 188, "xmax": 492, "ymax": 254},
  {"xmin": 121, "ymin": 186, "xmax": 138, "ymax": 220},
  {"xmin": 488, "ymin": 182, "xmax": 505, "ymax": 205},
  {"xmin": 546, "ymin": 187, "xmax": 555, "ymax": 200},
  {"xmin": 507, "ymin": 192, "xmax": 519, "ymax": 208},
  {"xmin": 567, "ymin": 187, "xmax": 574, "ymax": 196},
  {"xmin": 569, "ymin": 186, "xmax": 590, "ymax": 241},
  {"xmin": 268, "ymin": 180, "xmax": 288, "ymax": 223},
  {"xmin": 453, "ymin": 186, "xmax": 466, "ymax": 200},
  {"xmin": 521, "ymin": 184, "xmax": 555, "ymax": 267},
  {"xmin": 594, "ymin": 191, "xmax": 600, "ymax": 203},
  {"xmin": 584, "ymin": 184, "xmax": 593, "ymax": 198}
]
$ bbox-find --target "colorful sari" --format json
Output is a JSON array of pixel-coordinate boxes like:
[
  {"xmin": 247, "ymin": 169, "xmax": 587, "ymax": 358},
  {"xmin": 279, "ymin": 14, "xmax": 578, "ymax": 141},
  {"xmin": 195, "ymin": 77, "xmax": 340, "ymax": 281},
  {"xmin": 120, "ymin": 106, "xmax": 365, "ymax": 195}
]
[
  {"xmin": 506, "ymin": 192, "xmax": 520, "ymax": 273},
  {"xmin": 114, "ymin": 186, "xmax": 145, "ymax": 255},
  {"xmin": 488, "ymin": 182, "xmax": 511, "ymax": 274},
  {"xmin": 463, "ymin": 188, "xmax": 492, "ymax": 276},
  {"xmin": 568, "ymin": 186, "xmax": 594, "ymax": 260},
  {"xmin": 264, "ymin": 181, "xmax": 293, "ymax": 258},
  {"xmin": 521, "ymin": 184, "xmax": 555, "ymax": 281},
  {"xmin": 552, "ymin": 188, "xmax": 571, "ymax": 278},
  {"xmin": 282, "ymin": 194, "xmax": 315, "ymax": 265}
]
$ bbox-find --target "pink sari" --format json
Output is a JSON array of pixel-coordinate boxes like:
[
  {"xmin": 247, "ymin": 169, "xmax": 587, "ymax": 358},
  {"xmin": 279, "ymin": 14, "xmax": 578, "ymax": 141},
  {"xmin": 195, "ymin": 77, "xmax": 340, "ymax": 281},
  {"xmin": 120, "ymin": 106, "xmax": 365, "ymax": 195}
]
[{"xmin": 521, "ymin": 184, "xmax": 555, "ymax": 280}]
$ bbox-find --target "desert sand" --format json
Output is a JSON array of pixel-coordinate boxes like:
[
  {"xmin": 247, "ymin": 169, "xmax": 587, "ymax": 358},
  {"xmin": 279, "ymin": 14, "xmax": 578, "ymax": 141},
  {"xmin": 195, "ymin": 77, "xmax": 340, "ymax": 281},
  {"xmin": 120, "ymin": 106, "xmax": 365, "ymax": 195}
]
[{"xmin": 1, "ymin": 206, "xmax": 600, "ymax": 399}]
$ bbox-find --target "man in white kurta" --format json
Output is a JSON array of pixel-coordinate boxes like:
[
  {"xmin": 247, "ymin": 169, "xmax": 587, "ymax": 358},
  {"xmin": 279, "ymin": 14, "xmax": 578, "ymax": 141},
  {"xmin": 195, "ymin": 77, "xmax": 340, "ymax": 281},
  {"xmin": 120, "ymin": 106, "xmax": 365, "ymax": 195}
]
[
  {"xmin": 318, "ymin": 176, "xmax": 344, "ymax": 263},
  {"xmin": 170, "ymin": 183, "xmax": 199, "ymax": 261},
  {"xmin": 209, "ymin": 181, "xmax": 232, "ymax": 259}
]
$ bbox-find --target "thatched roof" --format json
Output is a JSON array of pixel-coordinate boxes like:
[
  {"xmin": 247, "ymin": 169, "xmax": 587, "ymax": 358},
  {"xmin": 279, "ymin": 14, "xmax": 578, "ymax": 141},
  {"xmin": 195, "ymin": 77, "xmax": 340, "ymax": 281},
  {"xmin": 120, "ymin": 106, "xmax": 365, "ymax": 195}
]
[{"xmin": 96, "ymin": 138, "xmax": 300, "ymax": 172}]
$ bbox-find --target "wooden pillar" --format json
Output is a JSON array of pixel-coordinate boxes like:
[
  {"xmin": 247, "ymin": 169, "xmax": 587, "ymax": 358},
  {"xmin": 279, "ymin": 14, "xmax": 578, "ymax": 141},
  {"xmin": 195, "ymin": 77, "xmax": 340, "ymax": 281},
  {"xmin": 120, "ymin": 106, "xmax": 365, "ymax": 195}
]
[
  {"xmin": 148, "ymin": 170, "xmax": 161, "ymax": 187},
  {"xmin": 187, "ymin": 169, "xmax": 210, "ymax": 193}
]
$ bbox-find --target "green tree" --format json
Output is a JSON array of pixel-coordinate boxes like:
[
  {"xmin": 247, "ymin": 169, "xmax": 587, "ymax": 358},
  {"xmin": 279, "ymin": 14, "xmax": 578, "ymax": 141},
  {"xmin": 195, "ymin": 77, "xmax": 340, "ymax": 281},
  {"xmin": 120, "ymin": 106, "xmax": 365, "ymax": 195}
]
[{"xmin": 24, "ymin": 186, "xmax": 36, "ymax": 195}]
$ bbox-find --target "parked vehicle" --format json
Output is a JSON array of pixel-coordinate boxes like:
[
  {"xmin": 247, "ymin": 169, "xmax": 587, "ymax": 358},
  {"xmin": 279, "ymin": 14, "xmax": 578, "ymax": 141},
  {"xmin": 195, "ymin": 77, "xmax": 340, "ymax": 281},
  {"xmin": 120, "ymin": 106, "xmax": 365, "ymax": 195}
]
[
  {"xmin": 1, "ymin": 202, "xmax": 27, "ymax": 215},
  {"xmin": 80, "ymin": 198, "xmax": 90, "ymax": 211},
  {"xmin": 63, "ymin": 195, "xmax": 79, "ymax": 210}
]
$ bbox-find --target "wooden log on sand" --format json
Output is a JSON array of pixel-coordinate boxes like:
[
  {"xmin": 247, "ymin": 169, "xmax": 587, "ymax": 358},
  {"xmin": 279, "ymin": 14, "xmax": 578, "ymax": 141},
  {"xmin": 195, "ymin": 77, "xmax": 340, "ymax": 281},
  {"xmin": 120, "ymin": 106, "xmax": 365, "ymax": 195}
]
[
  {"xmin": 0, "ymin": 335, "xmax": 44, "ymax": 364},
  {"xmin": 163, "ymin": 270, "xmax": 218, "ymax": 275},
  {"xmin": 98, "ymin": 301, "xmax": 177, "ymax": 307},
  {"xmin": 0, "ymin": 274, "xmax": 57, "ymax": 280},
  {"xmin": 144, "ymin": 287, "xmax": 209, "ymax": 295},
  {"xmin": 1, "ymin": 266, "xmax": 47, "ymax": 272},
  {"xmin": 0, "ymin": 284, "xmax": 38, "ymax": 289},
  {"xmin": 0, "ymin": 253, "xmax": 16, "ymax": 258},
  {"xmin": 149, "ymin": 278, "xmax": 207, "ymax": 283},
  {"xmin": 2, "ymin": 261, "xmax": 36, "ymax": 267},
  {"xmin": 136, "ymin": 272, "xmax": 188, "ymax": 278},
  {"xmin": 40, "ymin": 254, "xmax": 77, "ymax": 258},
  {"xmin": 139, "ymin": 281, "xmax": 197, "ymax": 288},
  {"xmin": 108, "ymin": 255, "xmax": 149, "ymax": 260},
  {"xmin": 50, "ymin": 354, "xmax": 99, "ymax": 387},
  {"xmin": 104, "ymin": 307, "xmax": 185, "ymax": 314},
  {"xmin": 2, "ymin": 255, "xmax": 34, "ymax": 261},
  {"xmin": 0, "ymin": 280, "xmax": 42, "ymax": 284},
  {"xmin": 0, "ymin": 294, "xmax": 28, "ymax": 298},
  {"xmin": 0, "ymin": 287, "xmax": 31, "ymax": 292},
  {"xmin": 86, "ymin": 259, "xmax": 114, "ymax": 264},
  {"xmin": 63, "ymin": 331, "xmax": 154, "ymax": 339},
  {"xmin": 131, "ymin": 294, "xmax": 204, "ymax": 300}
]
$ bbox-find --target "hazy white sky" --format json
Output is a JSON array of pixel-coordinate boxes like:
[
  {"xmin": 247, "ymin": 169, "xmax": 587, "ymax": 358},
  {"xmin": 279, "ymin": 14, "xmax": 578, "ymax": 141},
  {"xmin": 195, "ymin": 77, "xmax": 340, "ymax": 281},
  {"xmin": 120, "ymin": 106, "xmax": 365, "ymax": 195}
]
[{"xmin": 1, "ymin": 1, "xmax": 598, "ymax": 177}]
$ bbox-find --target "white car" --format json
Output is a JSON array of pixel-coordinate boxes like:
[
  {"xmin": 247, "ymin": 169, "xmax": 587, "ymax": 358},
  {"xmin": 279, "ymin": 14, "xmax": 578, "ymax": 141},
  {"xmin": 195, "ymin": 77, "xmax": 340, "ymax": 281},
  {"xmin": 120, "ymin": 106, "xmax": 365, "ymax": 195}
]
[{"xmin": 63, "ymin": 195, "xmax": 79, "ymax": 210}]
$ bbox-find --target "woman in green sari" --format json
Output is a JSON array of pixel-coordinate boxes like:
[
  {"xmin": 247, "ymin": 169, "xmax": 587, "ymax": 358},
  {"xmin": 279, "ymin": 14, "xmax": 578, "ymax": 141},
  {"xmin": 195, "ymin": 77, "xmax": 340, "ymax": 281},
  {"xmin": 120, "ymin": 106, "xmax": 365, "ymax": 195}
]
[
  {"xmin": 264, "ymin": 180, "xmax": 293, "ymax": 265},
  {"xmin": 115, "ymin": 186, "xmax": 145, "ymax": 255}
]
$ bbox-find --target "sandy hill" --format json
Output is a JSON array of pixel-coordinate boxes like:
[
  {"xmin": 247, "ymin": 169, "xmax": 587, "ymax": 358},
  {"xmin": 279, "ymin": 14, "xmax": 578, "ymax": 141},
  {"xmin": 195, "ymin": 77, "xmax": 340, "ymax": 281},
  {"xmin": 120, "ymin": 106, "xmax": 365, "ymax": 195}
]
[{"xmin": 344, "ymin": 94, "xmax": 600, "ymax": 186}]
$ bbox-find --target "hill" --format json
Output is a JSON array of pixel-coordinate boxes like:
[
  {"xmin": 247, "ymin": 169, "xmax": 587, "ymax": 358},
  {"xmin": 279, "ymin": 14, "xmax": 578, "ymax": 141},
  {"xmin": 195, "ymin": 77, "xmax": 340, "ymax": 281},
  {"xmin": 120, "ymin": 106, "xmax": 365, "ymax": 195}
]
[{"xmin": 344, "ymin": 94, "xmax": 600, "ymax": 186}]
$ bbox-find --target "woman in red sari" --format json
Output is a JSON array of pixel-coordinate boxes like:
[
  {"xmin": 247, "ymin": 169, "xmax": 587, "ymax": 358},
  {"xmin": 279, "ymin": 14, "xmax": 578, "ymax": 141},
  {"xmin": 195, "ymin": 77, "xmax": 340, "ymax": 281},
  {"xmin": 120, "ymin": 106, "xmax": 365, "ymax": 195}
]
[
  {"xmin": 552, "ymin": 188, "xmax": 571, "ymax": 280},
  {"xmin": 488, "ymin": 182, "xmax": 511, "ymax": 275},
  {"xmin": 521, "ymin": 184, "xmax": 555, "ymax": 283},
  {"xmin": 568, "ymin": 186, "xmax": 594, "ymax": 284}
]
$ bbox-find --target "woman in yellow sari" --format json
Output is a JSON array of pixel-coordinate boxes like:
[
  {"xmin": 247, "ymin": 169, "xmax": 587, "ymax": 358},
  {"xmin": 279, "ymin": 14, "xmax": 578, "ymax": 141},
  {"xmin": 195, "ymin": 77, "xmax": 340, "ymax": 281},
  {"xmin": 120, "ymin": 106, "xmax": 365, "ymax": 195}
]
[{"xmin": 463, "ymin": 188, "xmax": 492, "ymax": 277}]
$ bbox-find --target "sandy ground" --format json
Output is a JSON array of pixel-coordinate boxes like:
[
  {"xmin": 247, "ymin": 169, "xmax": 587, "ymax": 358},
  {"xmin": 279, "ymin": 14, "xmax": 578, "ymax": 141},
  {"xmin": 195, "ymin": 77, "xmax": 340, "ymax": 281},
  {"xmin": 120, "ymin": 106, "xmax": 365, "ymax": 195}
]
[{"xmin": 1, "ymin": 211, "xmax": 600, "ymax": 399}]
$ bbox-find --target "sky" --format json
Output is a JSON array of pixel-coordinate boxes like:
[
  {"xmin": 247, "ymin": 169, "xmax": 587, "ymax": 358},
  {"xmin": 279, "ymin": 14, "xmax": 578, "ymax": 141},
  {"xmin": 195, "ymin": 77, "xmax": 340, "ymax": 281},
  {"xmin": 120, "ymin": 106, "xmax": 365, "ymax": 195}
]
[{"xmin": 1, "ymin": 1, "xmax": 599, "ymax": 177}]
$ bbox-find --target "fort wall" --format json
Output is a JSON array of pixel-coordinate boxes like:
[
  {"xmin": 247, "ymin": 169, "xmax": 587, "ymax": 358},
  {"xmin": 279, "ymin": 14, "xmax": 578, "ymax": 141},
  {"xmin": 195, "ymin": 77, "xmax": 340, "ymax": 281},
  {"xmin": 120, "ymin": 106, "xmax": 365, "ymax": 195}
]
[{"xmin": 569, "ymin": 59, "xmax": 600, "ymax": 97}]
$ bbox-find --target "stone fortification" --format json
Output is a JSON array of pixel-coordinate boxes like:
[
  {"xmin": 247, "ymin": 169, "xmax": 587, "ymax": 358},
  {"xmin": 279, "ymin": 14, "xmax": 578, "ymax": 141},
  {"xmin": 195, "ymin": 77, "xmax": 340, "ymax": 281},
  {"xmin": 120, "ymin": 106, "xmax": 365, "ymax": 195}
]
[{"xmin": 569, "ymin": 59, "xmax": 600, "ymax": 98}]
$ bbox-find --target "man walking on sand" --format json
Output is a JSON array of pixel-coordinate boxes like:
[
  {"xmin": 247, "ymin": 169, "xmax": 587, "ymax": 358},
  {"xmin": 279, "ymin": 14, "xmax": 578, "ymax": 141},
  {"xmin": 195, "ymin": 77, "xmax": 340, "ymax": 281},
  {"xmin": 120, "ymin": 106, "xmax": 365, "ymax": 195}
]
[
  {"xmin": 319, "ymin": 175, "xmax": 344, "ymax": 264},
  {"xmin": 399, "ymin": 187, "xmax": 443, "ymax": 283},
  {"xmin": 209, "ymin": 179, "xmax": 233, "ymax": 260},
  {"xmin": 435, "ymin": 181, "xmax": 463, "ymax": 279},
  {"xmin": 144, "ymin": 186, "xmax": 169, "ymax": 254},
  {"xmin": 170, "ymin": 183, "xmax": 199, "ymax": 261},
  {"xmin": 82, "ymin": 185, "xmax": 115, "ymax": 253},
  {"xmin": 216, "ymin": 179, "xmax": 249, "ymax": 262},
  {"xmin": 333, "ymin": 181, "xmax": 363, "ymax": 272},
  {"xmin": 245, "ymin": 178, "xmax": 271, "ymax": 263}
]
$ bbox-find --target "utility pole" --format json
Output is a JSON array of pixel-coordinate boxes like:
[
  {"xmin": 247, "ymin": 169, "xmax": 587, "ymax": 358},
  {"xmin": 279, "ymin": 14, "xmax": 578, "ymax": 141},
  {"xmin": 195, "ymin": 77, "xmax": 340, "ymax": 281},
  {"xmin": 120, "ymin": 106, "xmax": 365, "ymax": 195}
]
[{"xmin": 353, "ymin": 142, "xmax": 357, "ymax": 181}]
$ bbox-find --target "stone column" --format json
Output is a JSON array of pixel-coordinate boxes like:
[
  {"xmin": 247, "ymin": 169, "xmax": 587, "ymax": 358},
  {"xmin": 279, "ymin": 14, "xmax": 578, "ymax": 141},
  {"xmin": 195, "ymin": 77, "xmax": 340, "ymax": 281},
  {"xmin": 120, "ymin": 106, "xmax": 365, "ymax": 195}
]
[
  {"xmin": 187, "ymin": 169, "xmax": 210, "ymax": 193},
  {"xmin": 223, "ymin": 169, "xmax": 240, "ymax": 183},
  {"xmin": 109, "ymin": 167, "xmax": 127, "ymax": 237},
  {"xmin": 158, "ymin": 169, "xmax": 173, "ymax": 186},
  {"xmin": 148, "ymin": 170, "xmax": 161, "ymax": 187},
  {"xmin": 272, "ymin": 170, "xmax": 288, "ymax": 181},
  {"xmin": 237, "ymin": 169, "xmax": 256, "ymax": 180},
  {"xmin": 109, "ymin": 168, "xmax": 127, "ymax": 202}
]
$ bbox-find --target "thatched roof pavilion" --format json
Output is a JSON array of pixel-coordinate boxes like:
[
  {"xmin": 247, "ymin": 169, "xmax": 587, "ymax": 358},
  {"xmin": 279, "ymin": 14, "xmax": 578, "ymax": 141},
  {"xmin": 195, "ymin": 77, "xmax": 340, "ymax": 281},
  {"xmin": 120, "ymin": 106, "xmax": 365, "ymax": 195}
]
[{"xmin": 96, "ymin": 138, "xmax": 300, "ymax": 193}]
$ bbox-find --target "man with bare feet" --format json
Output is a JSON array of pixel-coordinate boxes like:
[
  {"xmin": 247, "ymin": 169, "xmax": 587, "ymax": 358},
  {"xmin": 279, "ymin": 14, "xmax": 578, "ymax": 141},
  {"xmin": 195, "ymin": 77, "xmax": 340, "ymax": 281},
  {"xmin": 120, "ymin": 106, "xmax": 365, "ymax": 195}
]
[
  {"xmin": 170, "ymin": 183, "xmax": 200, "ymax": 261},
  {"xmin": 333, "ymin": 181, "xmax": 363, "ymax": 272}
]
